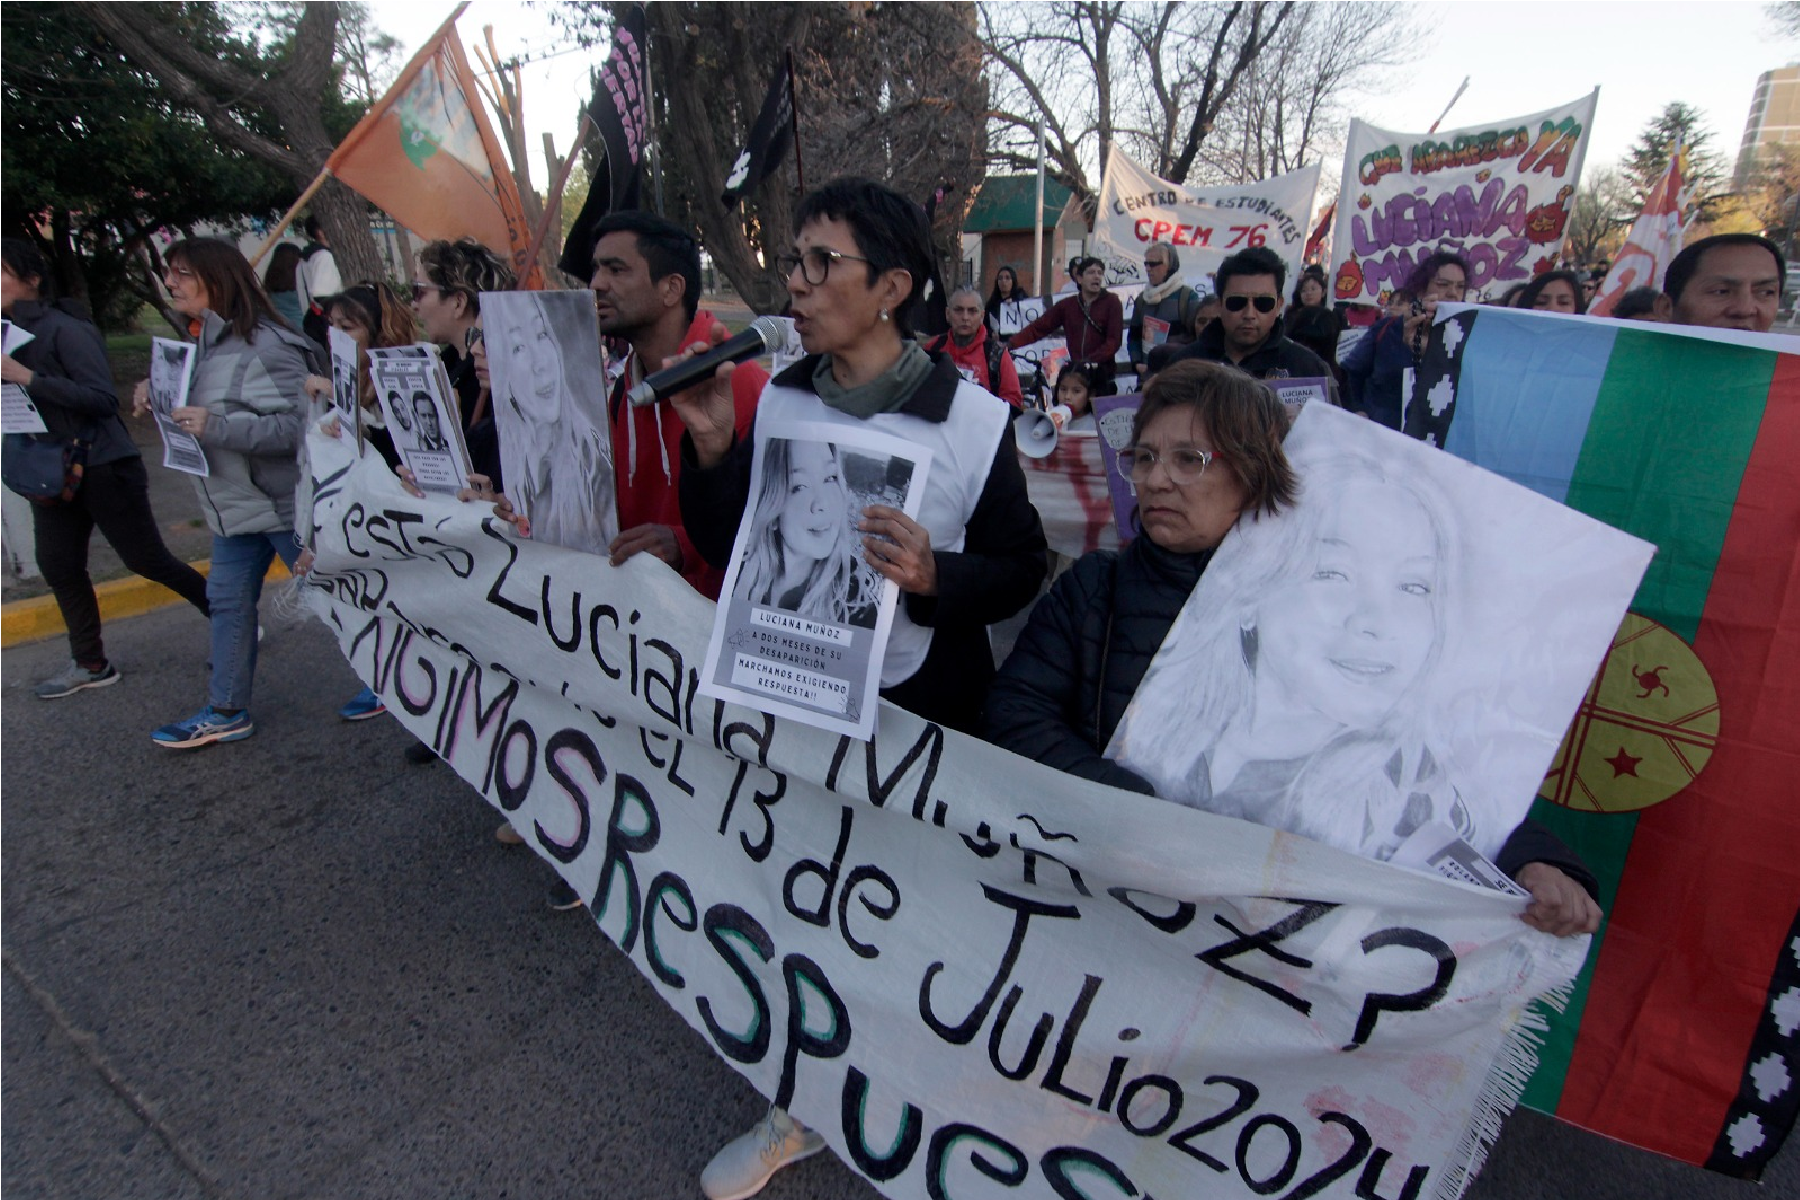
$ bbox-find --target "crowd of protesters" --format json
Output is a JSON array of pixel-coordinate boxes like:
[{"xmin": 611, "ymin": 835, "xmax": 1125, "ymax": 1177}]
[{"xmin": 1, "ymin": 156, "xmax": 1789, "ymax": 1200}]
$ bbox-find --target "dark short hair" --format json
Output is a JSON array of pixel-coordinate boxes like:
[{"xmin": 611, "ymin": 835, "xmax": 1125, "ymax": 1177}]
[
  {"xmin": 1130, "ymin": 359, "xmax": 1297, "ymax": 518},
  {"xmin": 1068, "ymin": 255, "xmax": 1105, "ymax": 278},
  {"xmin": 1662, "ymin": 234, "xmax": 1786, "ymax": 302},
  {"xmin": 1214, "ymin": 246, "xmax": 1288, "ymax": 297},
  {"xmin": 418, "ymin": 238, "xmax": 517, "ymax": 317},
  {"xmin": 166, "ymin": 237, "xmax": 284, "ymax": 340},
  {"xmin": 1612, "ymin": 286, "xmax": 1664, "ymax": 320},
  {"xmin": 592, "ymin": 210, "xmax": 702, "ymax": 321},
  {"xmin": 303, "ymin": 216, "xmax": 325, "ymax": 240},
  {"xmin": 794, "ymin": 177, "xmax": 936, "ymax": 337},
  {"xmin": 1517, "ymin": 269, "xmax": 1588, "ymax": 315},
  {"xmin": 1, "ymin": 238, "xmax": 50, "ymax": 295},
  {"xmin": 1402, "ymin": 251, "xmax": 1470, "ymax": 298}
]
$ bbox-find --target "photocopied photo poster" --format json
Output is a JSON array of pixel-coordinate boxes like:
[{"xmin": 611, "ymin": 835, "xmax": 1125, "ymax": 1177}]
[
  {"xmin": 700, "ymin": 419, "xmax": 932, "ymax": 739},
  {"xmin": 147, "ymin": 337, "xmax": 208, "ymax": 476},
  {"xmin": 367, "ymin": 345, "xmax": 472, "ymax": 496},
  {"xmin": 481, "ymin": 289, "xmax": 617, "ymax": 555},
  {"xmin": 326, "ymin": 325, "xmax": 362, "ymax": 449},
  {"xmin": 1108, "ymin": 401, "xmax": 1654, "ymax": 868},
  {"xmin": 0, "ymin": 320, "xmax": 46, "ymax": 433},
  {"xmin": 1091, "ymin": 390, "xmax": 1142, "ymax": 541}
]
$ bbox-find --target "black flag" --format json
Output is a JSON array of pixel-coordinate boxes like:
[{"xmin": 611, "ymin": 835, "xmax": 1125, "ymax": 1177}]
[
  {"xmin": 559, "ymin": 6, "xmax": 648, "ymax": 279},
  {"xmin": 720, "ymin": 58, "xmax": 795, "ymax": 209}
]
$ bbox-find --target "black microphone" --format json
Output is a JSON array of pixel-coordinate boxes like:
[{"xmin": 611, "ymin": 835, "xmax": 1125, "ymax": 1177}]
[{"xmin": 626, "ymin": 315, "xmax": 787, "ymax": 408}]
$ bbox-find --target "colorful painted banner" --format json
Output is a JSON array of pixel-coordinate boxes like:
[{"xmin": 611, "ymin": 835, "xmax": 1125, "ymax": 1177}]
[
  {"xmin": 1330, "ymin": 92, "xmax": 1598, "ymax": 305},
  {"xmin": 302, "ymin": 430, "xmax": 1584, "ymax": 1200},
  {"xmin": 325, "ymin": 9, "xmax": 534, "ymax": 279},
  {"xmin": 1092, "ymin": 151, "xmax": 1320, "ymax": 292},
  {"xmin": 1589, "ymin": 149, "xmax": 1688, "ymax": 318},
  {"xmin": 1407, "ymin": 304, "xmax": 1800, "ymax": 1178}
]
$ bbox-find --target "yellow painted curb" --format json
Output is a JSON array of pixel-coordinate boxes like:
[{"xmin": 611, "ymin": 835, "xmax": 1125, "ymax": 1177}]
[{"xmin": 2, "ymin": 559, "xmax": 291, "ymax": 649}]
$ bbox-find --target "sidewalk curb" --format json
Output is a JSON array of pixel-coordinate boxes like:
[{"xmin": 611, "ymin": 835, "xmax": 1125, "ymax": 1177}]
[{"xmin": 2, "ymin": 560, "xmax": 291, "ymax": 649}]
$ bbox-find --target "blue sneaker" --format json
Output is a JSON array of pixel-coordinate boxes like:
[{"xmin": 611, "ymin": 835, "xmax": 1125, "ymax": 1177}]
[
  {"xmin": 337, "ymin": 686, "xmax": 386, "ymax": 721},
  {"xmin": 151, "ymin": 706, "xmax": 255, "ymax": 749}
]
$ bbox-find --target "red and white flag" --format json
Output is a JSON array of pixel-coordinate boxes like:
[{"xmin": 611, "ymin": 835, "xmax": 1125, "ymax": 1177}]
[{"xmin": 1589, "ymin": 147, "xmax": 1688, "ymax": 317}]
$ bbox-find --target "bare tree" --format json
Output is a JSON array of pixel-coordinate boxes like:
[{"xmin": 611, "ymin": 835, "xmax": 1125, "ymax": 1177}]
[
  {"xmin": 76, "ymin": 1, "xmax": 386, "ymax": 281},
  {"xmin": 1191, "ymin": 3, "xmax": 1413, "ymax": 183},
  {"xmin": 982, "ymin": 1, "xmax": 1309, "ymax": 209},
  {"xmin": 562, "ymin": 2, "xmax": 987, "ymax": 313},
  {"xmin": 1564, "ymin": 166, "xmax": 1637, "ymax": 268}
]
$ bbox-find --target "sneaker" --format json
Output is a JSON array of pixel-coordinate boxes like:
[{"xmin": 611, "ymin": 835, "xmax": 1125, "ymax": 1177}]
[
  {"xmin": 700, "ymin": 1107, "xmax": 826, "ymax": 1200},
  {"xmin": 34, "ymin": 660, "xmax": 120, "ymax": 700},
  {"xmin": 151, "ymin": 706, "xmax": 255, "ymax": 749},
  {"xmin": 337, "ymin": 686, "xmax": 386, "ymax": 721},
  {"xmin": 547, "ymin": 879, "xmax": 585, "ymax": 911},
  {"xmin": 403, "ymin": 739, "xmax": 438, "ymax": 766},
  {"xmin": 495, "ymin": 821, "xmax": 526, "ymax": 845}
]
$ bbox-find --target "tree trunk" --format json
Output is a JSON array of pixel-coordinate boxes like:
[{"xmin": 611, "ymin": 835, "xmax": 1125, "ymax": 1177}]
[{"xmin": 312, "ymin": 178, "xmax": 386, "ymax": 284}]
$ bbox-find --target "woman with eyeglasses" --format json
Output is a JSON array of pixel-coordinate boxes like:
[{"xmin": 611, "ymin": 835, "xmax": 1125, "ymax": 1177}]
[
  {"xmin": 984, "ymin": 358, "xmax": 1600, "ymax": 934},
  {"xmin": 669, "ymin": 176, "xmax": 1048, "ymax": 1200},
  {"xmin": 127, "ymin": 237, "xmax": 320, "ymax": 749},
  {"xmin": 1006, "ymin": 254, "xmax": 1124, "ymax": 392}
]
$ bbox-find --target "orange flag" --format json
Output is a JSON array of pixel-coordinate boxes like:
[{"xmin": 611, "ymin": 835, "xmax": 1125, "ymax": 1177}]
[
  {"xmin": 1589, "ymin": 147, "xmax": 1688, "ymax": 318},
  {"xmin": 325, "ymin": 4, "xmax": 535, "ymax": 281}
]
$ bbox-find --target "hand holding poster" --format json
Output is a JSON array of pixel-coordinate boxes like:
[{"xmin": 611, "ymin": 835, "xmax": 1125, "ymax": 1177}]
[
  {"xmin": 368, "ymin": 345, "xmax": 471, "ymax": 495},
  {"xmin": 481, "ymin": 290, "xmax": 618, "ymax": 556},
  {"xmin": 1329, "ymin": 91, "xmax": 1598, "ymax": 304},
  {"xmin": 701, "ymin": 420, "xmax": 931, "ymax": 739},
  {"xmin": 1090, "ymin": 151, "xmax": 1320, "ymax": 293},
  {"xmin": 148, "ymin": 337, "xmax": 208, "ymax": 476},
  {"xmin": 1110, "ymin": 402, "xmax": 1653, "ymax": 864}
]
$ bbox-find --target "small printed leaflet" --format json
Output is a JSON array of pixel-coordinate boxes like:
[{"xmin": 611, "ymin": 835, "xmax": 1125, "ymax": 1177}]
[{"xmin": 368, "ymin": 344, "xmax": 472, "ymax": 495}]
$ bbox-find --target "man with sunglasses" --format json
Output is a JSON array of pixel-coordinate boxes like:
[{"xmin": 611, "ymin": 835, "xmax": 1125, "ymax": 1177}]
[{"xmin": 1167, "ymin": 246, "xmax": 1335, "ymax": 392}]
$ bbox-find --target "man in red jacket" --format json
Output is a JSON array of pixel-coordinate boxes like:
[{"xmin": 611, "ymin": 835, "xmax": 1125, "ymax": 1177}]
[
  {"xmin": 927, "ymin": 286, "xmax": 1024, "ymax": 407},
  {"xmin": 588, "ymin": 212, "xmax": 764, "ymax": 600}
]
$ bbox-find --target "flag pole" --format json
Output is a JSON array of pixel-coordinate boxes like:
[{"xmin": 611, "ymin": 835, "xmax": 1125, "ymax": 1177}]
[
  {"xmin": 520, "ymin": 114, "xmax": 597, "ymax": 283},
  {"xmin": 249, "ymin": 168, "xmax": 336, "ymax": 268},
  {"xmin": 786, "ymin": 48, "xmax": 806, "ymax": 194},
  {"xmin": 1033, "ymin": 118, "xmax": 1046, "ymax": 300},
  {"xmin": 1427, "ymin": 76, "xmax": 1472, "ymax": 135}
]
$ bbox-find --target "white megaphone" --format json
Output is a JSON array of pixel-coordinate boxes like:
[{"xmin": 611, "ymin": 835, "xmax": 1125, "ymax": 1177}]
[{"xmin": 1014, "ymin": 404, "xmax": 1073, "ymax": 459}]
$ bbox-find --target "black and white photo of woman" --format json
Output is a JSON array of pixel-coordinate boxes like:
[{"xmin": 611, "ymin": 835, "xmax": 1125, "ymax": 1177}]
[{"xmin": 733, "ymin": 437, "xmax": 885, "ymax": 630}]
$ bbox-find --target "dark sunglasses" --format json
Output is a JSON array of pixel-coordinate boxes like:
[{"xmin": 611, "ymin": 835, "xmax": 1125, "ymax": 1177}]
[{"xmin": 1224, "ymin": 294, "xmax": 1279, "ymax": 314}]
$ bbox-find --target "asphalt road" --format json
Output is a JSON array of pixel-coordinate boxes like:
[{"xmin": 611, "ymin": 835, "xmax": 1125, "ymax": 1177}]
[{"xmin": 3, "ymin": 599, "xmax": 1793, "ymax": 1200}]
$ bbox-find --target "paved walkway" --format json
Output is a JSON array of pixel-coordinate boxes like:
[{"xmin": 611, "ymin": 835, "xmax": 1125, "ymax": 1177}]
[{"xmin": 3, "ymin": 601, "xmax": 1792, "ymax": 1199}]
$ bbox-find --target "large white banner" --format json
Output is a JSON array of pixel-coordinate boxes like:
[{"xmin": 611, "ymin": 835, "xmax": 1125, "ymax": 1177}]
[
  {"xmin": 1329, "ymin": 92, "xmax": 1599, "ymax": 305},
  {"xmin": 1091, "ymin": 151, "xmax": 1321, "ymax": 293},
  {"xmin": 303, "ymin": 432, "xmax": 1584, "ymax": 1200}
]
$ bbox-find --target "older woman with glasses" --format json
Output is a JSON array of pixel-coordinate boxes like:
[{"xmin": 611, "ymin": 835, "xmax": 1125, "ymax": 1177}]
[{"xmin": 669, "ymin": 175, "xmax": 1048, "ymax": 1200}]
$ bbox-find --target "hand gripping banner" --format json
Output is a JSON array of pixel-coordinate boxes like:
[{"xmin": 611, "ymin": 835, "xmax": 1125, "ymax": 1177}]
[{"xmin": 302, "ymin": 430, "xmax": 1584, "ymax": 1200}]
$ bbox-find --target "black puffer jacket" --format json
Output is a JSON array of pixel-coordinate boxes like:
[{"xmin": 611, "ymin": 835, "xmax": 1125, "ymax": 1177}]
[
  {"xmin": 984, "ymin": 536, "xmax": 1598, "ymax": 896},
  {"xmin": 985, "ymin": 536, "xmax": 1207, "ymax": 795}
]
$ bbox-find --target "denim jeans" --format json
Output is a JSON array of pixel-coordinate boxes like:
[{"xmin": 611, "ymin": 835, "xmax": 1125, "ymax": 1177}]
[{"xmin": 207, "ymin": 530, "xmax": 301, "ymax": 711}]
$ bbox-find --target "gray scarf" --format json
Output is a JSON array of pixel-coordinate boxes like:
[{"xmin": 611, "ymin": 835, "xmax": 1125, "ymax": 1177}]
[{"xmin": 813, "ymin": 341, "xmax": 933, "ymax": 418}]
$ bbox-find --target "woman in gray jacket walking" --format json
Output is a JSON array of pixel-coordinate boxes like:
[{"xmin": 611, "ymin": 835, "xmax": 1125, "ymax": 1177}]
[{"xmin": 134, "ymin": 238, "xmax": 316, "ymax": 749}]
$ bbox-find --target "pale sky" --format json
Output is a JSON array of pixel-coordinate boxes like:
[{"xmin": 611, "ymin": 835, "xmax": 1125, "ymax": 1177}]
[{"xmin": 368, "ymin": 0, "xmax": 1800, "ymax": 189}]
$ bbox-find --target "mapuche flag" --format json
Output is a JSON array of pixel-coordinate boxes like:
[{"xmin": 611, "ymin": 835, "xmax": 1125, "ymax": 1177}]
[
  {"xmin": 720, "ymin": 57, "xmax": 795, "ymax": 209},
  {"xmin": 1408, "ymin": 305, "xmax": 1800, "ymax": 1178},
  {"xmin": 324, "ymin": 5, "xmax": 532, "ymax": 277},
  {"xmin": 558, "ymin": 6, "xmax": 648, "ymax": 280}
]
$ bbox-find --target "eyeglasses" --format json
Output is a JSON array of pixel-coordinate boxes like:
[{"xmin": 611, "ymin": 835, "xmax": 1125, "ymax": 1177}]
[
  {"xmin": 464, "ymin": 326, "xmax": 484, "ymax": 351},
  {"xmin": 777, "ymin": 246, "xmax": 872, "ymax": 286},
  {"xmin": 1223, "ymin": 294, "xmax": 1279, "ymax": 314},
  {"xmin": 164, "ymin": 265, "xmax": 196, "ymax": 281},
  {"xmin": 1116, "ymin": 445, "xmax": 1216, "ymax": 486},
  {"xmin": 408, "ymin": 282, "xmax": 444, "ymax": 303}
]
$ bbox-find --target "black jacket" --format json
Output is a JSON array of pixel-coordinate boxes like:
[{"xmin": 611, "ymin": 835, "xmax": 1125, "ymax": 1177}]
[
  {"xmin": 984, "ymin": 537, "xmax": 1599, "ymax": 896},
  {"xmin": 7, "ymin": 299, "xmax": 137, "ymax": 466},
  {"xmin": 680, "ymin": 351, "xmax": 1048, "ymax": 734},
  {"xmin": 1167, "ymin": 318, "xmax": 1338, "ymax": 387}
]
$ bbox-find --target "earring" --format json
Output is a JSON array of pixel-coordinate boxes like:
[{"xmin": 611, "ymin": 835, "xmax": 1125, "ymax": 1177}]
[{"xmin": 879, "ymin": 308, "xmax": 890, "ymax": 322}]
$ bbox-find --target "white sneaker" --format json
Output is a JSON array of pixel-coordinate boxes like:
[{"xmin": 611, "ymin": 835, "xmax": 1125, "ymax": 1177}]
[{"xmin": 700, "ymin": 1107, "xmax": 825, "ymax": 1200}]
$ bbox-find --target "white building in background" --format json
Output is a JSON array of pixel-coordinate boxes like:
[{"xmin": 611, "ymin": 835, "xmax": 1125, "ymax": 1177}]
[{"xmin": 1733, "ymin": 64, "xmax": 1800, "ymax": 188}]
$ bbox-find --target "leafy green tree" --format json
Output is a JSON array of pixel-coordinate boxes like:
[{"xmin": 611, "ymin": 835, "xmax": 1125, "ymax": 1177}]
[
  {"xmin": 1622, "ymin": 102, "xmax": 1731, "ymax": 225},
  {"xmin": 1, "ymin": 2, "xmax": 293, "ymax": 329}
]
